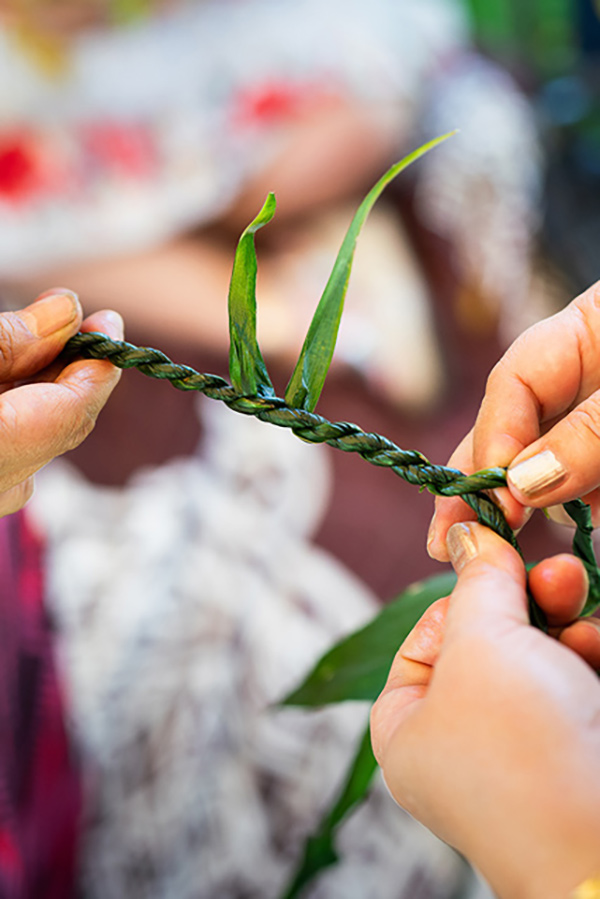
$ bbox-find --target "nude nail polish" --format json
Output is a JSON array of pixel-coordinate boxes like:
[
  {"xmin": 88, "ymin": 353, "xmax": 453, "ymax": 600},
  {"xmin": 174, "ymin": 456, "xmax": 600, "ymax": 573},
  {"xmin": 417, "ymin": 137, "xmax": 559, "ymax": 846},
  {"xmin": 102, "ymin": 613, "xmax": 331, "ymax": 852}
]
[
  {"xmin": 446, "ymin": 522, "xmax": 478, "ymax": 572},
  {"xmin": 508, "ymin": 450, "xmax": 566, "ymax": 499}
]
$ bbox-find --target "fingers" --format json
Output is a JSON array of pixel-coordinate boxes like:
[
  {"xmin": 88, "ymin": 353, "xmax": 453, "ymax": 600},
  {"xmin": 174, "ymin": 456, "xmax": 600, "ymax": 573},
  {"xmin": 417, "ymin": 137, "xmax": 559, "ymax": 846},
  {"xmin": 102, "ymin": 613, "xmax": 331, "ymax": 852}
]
[
  {"xmin": 0, "ymin": 307, "xmax": 123, "ymax": 493},
  {"xmin": 529, "ymin": 553, "xmax": 600, "ymax": 671},
  {"xmin": 0, "ymin": 290, "xmax": 82, "ymax": 381},
  {"xmin": 448, "ymin": 530, "xmax": 600, "ymax": 670},
  {"xmin": 559, "ymin": 619, "xmax": 600, "ymax": 671},
  {"xmin": 472, "ymin": 283, "xmax": 600, "ymax": 509},
  {"xmin": 0, "ymin": 477, "xmax": 35, "ymax": 519},
  {"xmin": 506, "ymin": 398, "xmax": 600, "ymax": 507},
  {"xmin": 443, "ymin": 522, "xmax": 528, "ymax": 636},
  {"xmin": 371, "ymin": 597, "xmax": 449, "ymax": 765},
  {"xmin": 528, "ymin": 554, "xmax": 589, "ymax": 626}
]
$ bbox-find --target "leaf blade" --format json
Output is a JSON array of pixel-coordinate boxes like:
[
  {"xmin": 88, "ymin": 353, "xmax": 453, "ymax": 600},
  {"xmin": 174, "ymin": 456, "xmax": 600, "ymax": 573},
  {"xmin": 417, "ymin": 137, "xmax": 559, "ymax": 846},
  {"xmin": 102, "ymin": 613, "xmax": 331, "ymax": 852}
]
[
  {"xmin": 281, "ymin": 571, "xmax": 456, "ymax": 706},
  {"xmin": 279, "ymin": 725, "xmax": 377, "ymax": 899},
  {"xmin": 284, "ymin": 132, "xmax": 456, "ymax": 411},
  {"xmin": 228, "ymin": 193, "xmax": 276, "ymax": 397}
]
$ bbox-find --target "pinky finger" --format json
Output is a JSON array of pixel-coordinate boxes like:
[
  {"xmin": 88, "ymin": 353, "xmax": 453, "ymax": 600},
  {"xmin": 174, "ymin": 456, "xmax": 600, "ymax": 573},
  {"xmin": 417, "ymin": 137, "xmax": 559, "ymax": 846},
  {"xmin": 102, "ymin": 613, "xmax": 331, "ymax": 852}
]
[
  {"xmin": 559, "ymin": 618, "xmax": 600, "ymax": 671},
  {"xmin": 0, "ymin": 477, "xmax": 35, "ymax": 518}
]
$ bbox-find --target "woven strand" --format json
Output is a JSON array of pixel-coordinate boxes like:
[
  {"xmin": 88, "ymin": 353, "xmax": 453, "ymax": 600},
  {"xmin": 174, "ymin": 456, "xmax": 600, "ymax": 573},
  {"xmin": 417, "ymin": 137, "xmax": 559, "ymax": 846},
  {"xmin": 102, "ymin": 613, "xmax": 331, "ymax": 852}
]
[
  {"xmin": 66, "ymin": 332, "xmax": 510, "ymax": 524},
  {"xmin": 64, "ymin": 331, "xmax": 600, "ymax": 625}
]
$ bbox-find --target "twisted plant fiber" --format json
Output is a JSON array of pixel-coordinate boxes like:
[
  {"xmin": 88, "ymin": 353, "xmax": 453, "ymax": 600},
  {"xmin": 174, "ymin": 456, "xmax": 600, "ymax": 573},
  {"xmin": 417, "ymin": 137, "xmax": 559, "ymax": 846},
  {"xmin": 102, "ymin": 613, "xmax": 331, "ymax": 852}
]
[{"xmin": 64, "ymin": 331, "xmax": 600, "ymax": 629}]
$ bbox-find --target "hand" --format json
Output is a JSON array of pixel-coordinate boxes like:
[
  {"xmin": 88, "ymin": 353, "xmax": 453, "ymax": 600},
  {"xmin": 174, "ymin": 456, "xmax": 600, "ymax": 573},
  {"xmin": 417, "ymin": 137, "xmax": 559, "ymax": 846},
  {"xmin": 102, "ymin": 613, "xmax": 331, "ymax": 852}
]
[
  {"xmin": 371, "ymin": 524, "xmax": 600, "ymax": 899},
  {"xmin": 428, "ymin": 281, "xmax": 600, "ymax": 561},
  {"xmin": 0, "ymin": 289, "xmax": 122, "ymax": 517}
]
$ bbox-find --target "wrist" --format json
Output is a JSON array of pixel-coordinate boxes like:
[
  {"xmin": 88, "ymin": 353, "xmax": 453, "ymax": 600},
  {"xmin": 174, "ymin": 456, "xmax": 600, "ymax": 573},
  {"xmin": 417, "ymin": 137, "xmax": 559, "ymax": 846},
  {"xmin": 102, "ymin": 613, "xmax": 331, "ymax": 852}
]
[
  {"xmin": 463, "ymin": 784, "xmax": 600, "ymax": 899},
  {"xmin": 480, "ymin": 839, "xmax": 600, "ymax": 899}
]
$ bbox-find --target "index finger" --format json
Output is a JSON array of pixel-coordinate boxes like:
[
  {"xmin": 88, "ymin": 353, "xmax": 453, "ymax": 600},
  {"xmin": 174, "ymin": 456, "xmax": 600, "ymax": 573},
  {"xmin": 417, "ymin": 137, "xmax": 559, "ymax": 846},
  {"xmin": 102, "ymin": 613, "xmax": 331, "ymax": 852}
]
[{"xmin": 472, "ymin": 283, "xmax": 600, "ymax": 474}]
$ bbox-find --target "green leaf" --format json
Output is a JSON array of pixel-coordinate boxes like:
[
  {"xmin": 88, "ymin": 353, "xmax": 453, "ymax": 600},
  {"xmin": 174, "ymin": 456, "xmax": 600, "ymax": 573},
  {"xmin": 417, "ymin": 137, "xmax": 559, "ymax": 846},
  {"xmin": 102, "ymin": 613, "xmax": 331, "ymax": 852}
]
[
  {"xmin": 281, "ymin": 571, "xmax": 456, "ymax": 706},
  {"xmin": 280, "ymin": 725, "xmax": 377, "ymax": 899},
  {"xmin": 228, "ymin": 193, "xmax": 276, "ymax": 397},
  {"xmin": 564, "ymin": 499, "xmax": 600, "ymax": 616},
  {"xmin": 284, "ymin": 132, "xmax": 456, "ymax": 411}
]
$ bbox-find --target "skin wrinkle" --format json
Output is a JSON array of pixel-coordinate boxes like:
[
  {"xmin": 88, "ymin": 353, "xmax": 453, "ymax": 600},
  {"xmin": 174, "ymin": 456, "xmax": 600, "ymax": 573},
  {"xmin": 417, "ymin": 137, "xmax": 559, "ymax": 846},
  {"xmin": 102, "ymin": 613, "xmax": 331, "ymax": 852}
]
[
  {"xmin": 0, "ymin": 315, "xmax": 23, "ymax": 377},
  {"xmin": 570, "ymin": 302, "xmax": 597, "ymax": 406}
]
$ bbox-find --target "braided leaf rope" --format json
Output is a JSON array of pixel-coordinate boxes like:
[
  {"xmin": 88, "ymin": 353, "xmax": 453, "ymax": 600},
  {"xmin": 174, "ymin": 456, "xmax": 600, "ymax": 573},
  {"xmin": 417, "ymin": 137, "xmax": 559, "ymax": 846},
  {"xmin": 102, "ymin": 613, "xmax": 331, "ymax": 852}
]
[{"xmin": 64, "ymin": 331, "xmax": 600, "ymax": 626}]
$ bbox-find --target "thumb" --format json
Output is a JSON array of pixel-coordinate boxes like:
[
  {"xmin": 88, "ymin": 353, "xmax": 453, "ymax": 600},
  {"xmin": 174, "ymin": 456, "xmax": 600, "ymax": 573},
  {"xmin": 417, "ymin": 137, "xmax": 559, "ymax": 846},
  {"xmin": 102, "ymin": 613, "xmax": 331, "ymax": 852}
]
[
  {"xmin": 443, "ymin": 523, "xmax": 529, "ymax": 639},
  {"xmin": 0, "ymin": 290, "xmax": 82, "ymax": 381}
]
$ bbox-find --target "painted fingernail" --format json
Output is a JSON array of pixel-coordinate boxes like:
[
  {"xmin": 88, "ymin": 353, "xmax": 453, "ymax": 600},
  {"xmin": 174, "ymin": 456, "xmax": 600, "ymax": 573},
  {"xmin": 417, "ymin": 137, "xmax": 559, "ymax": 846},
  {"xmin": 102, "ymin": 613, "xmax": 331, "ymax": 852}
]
[
  {"xmin": 446, "ymin": 522, "xmax": 478, "ymax": 572},
  {"xmin": 20, "ymin": 291, "xmax": 79, "ymax": 338},
  {"xmin": 426, "ymin": 511, "xmax": 437, "ymax": 558},
  {"xmin": 508, "ymin": 450, "xmax": 566, "ymax": 499}
]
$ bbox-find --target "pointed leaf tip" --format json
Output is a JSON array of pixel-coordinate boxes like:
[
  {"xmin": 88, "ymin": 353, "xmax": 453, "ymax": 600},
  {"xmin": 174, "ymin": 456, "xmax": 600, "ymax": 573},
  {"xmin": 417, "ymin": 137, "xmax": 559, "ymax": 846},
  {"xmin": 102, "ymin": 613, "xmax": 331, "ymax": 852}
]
[
  {"xmin": 228, "ymin": 194, "xmax": 277, "ymax": 397},
  {"xmin": 284, "ymin": 132, "xmax": 455, "ymax": 411}
]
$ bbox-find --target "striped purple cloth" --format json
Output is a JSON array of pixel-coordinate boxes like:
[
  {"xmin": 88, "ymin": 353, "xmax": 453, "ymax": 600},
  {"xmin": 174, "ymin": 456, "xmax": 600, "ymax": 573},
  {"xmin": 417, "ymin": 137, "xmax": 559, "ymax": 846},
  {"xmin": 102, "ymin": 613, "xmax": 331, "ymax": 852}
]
[{"xmin": 0, "ymin": 511, "xmax": 81, "ymax": 898}]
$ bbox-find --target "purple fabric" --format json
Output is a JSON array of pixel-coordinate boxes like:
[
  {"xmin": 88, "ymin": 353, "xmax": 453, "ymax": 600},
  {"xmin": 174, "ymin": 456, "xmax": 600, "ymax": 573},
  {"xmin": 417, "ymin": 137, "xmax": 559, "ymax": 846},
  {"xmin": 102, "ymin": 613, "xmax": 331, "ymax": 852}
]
[{"xmin": 0, "ymin": 511, "xmax": 81, "ymax": 898}]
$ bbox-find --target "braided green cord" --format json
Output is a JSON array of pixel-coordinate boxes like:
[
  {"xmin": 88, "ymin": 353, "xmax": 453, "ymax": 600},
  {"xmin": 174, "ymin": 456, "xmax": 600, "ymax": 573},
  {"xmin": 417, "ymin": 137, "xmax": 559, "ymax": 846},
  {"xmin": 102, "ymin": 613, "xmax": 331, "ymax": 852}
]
[{"xmin": 64, "ymin": 332, "xmax": 600, "ymax": 626}]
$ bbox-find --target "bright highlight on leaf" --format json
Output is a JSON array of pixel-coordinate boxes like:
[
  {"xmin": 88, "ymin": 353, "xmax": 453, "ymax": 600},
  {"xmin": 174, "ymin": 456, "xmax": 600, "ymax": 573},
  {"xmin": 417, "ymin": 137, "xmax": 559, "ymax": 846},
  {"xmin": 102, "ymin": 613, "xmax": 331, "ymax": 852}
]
[
  {"xmin": 228, "ymin": 192, "xmax": 276, "ymax": 397},
  {"xmin": 284, "ymin": 131, "xmax": 457, "ymax": 412}
]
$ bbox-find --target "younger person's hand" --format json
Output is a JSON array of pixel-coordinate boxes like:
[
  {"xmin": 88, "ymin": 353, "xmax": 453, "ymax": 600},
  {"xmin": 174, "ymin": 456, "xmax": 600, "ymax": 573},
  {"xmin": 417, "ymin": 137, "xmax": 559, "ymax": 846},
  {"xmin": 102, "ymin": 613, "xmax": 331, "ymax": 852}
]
[
  {"xmin": 0, "ymin": 289, "xmax": 122, "ymax": 517},
  {"xmin": 428, "ymin": 281, "xmax": 600, "ymax": 561},
  {"xmin": 371, "ymin": 525, "xmax": 600, "ymax": 899}
]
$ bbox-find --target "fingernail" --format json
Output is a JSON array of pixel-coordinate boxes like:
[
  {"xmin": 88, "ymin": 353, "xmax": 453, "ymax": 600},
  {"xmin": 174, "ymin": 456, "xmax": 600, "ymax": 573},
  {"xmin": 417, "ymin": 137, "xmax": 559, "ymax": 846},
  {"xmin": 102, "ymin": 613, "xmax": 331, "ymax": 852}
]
[
  {"xmin": 426, "ymin": 511, "xmax": 437, "ymax": 558},
  {"xmin": 508, "ymin": 450, "xmax": 566, "ymax": 499},
  {"xmin": 20, "ymin": 291, "xmax": 79, "ymax": 338},
  {"xmin": 446, "ymin": 522, "xmax": 478, "ymax": 572}
]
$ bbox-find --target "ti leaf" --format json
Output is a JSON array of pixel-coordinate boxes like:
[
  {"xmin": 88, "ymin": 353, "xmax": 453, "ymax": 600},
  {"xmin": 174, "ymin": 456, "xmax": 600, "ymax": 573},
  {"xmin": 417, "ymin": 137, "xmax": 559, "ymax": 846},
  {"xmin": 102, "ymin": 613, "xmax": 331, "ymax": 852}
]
[
  {"xmin": 281, "ymin": 571, "xmax": 456, "ymax": 707},
  {"xmin": 280, "ymin": 725, "xmax": 377, "ymax": 899},
  {"xmin": 284, "ymin": 132, "xmax": 456, "ymax": 411},
  {"xmin": 228, "ymin": 193, "xmax": 276, "ymax": 397},
  {"xmin": 564, "ymin": 499, "xmax": 600, "ymax": 616}
]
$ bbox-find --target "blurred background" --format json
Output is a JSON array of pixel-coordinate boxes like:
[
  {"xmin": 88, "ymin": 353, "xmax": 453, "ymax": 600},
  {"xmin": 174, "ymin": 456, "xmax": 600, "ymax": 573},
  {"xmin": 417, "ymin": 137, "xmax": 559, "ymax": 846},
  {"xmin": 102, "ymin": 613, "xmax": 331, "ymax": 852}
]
[{"xmin": 0, "ymin": 1, "xmax": 598, "ymax": 897}]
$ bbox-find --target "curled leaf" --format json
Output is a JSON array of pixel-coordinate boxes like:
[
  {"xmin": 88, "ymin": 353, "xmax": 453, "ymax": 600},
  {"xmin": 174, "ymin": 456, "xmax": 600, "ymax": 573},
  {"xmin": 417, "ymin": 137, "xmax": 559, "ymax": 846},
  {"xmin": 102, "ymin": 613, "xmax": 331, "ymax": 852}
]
[{"xmin": 228, "ymin": 193, "xmax": 276, "ymax": 397}]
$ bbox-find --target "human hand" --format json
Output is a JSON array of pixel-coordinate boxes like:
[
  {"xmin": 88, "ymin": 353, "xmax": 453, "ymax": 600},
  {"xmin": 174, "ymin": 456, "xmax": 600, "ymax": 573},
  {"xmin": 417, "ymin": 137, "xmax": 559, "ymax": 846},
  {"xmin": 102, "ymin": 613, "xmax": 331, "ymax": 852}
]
[
  {"xmin": 371, "ymin": 523, "xmax": 600, "ymax": 899},
  {"xmin": 428, "ymin": 281, "xmax": 600, "ymax": 562},
  {"xmin": 0, "ymin": 288, "xmax": 122, "ymax": 517}
]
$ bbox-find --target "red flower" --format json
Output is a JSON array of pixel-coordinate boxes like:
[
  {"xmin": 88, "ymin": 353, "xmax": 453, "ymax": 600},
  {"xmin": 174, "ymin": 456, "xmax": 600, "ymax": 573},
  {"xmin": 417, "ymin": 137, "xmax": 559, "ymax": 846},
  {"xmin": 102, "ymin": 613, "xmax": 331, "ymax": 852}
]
[
  {"xmin": 0, "ymin": 136, "xmax": 40, "ymax": 202},
  {"xmin": 232, "ymin": 80, "xmax": 337, "ymax": 128}
]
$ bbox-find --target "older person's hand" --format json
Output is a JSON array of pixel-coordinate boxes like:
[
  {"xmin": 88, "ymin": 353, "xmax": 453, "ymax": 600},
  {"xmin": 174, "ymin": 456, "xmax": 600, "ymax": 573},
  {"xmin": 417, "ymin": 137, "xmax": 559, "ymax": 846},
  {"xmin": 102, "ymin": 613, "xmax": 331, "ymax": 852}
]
[
  {"xmin": 371, "ymin": 525, "xmax": 600, "ymax": 899},
  {"xmin": 428, "ymin": 281, "xmax": 600, "ymax": 562},
  {"xmin": 0, "ymin": 289, "xmax": 122, "ymax": 517}
]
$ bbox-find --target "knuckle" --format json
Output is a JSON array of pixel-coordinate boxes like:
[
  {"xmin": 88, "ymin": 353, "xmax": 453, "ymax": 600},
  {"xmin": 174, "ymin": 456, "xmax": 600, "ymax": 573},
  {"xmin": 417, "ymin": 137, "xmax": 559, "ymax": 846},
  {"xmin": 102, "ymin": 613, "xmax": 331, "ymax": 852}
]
[
  {"xmin": 62, "ymin": 405, "xmax": 96, "ymax": 452},
  {"xmin": 568, "ymin": 398, "xmax": 600, "ymax": 447},
  {"xmin": 0, "ymin": 315, "xmax": 22, "ymax": 373}
]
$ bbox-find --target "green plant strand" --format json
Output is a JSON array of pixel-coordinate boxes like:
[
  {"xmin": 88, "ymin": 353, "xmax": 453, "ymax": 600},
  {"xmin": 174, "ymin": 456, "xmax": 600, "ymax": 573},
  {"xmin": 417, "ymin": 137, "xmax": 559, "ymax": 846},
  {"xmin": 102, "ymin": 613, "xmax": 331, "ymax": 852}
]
[{"xmin": 64, "ymin": 331, "xmax": 600, "ymax": 625}]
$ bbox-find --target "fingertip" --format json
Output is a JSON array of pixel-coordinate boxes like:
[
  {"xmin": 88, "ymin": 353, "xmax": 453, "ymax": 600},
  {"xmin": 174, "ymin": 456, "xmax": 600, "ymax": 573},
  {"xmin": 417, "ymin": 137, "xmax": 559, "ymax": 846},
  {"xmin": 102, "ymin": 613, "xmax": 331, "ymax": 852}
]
[
  {"xmin": 529, "ymin": 554, "xmax": 588, "ymax": 623},
  {"xmin": 82, "ymin": 309, "xmax": 124, "ymax": 341},
  {"xmin": 444, "ymin": 522, "xmax": 528, "ymax": 629},
  {"xmin": 559, "ymin": 619, "xmax": 600, "ymax": 671},
  {"xmin": 427, "ymin": 498, "xmax": 477, "ymax": 563},
  {"xmin": 427, "ymin": 508, "xmax": 449, "ymax": 562}
]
